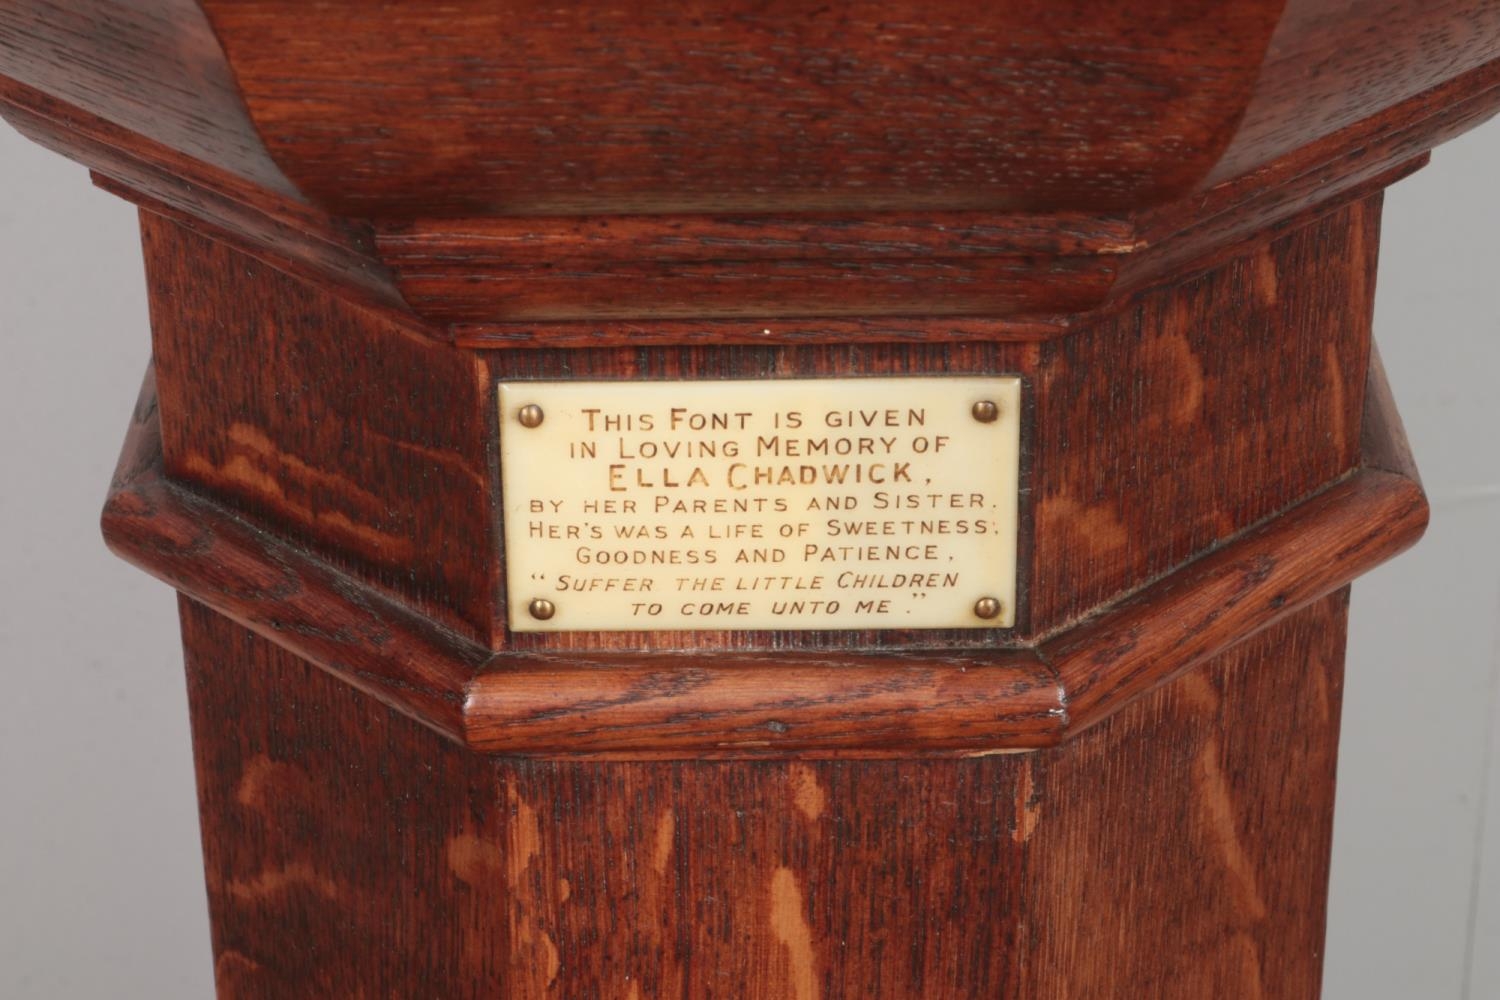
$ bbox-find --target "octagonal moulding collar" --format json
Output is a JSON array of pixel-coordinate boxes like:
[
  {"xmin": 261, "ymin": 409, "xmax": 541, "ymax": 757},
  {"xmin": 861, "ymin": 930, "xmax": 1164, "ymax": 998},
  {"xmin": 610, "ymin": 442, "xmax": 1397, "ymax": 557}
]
[{"xmin": 99, "ymin": 354, "xmax": 1427, "ymax": 760}]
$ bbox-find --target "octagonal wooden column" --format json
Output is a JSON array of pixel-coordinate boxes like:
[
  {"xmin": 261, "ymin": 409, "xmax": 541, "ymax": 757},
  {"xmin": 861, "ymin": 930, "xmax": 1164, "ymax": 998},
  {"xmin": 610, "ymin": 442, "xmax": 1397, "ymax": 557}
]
[{"xmin": 4, "ymin": 2, "xmax": 1499, "ymax": 996}]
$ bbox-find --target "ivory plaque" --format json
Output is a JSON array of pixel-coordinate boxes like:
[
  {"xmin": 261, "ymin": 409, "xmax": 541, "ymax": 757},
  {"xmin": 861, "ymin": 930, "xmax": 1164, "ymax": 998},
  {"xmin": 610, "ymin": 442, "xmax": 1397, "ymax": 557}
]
[{"xmin": 499, "ymin": 377, "xmax": 1021, "ymax": 632}]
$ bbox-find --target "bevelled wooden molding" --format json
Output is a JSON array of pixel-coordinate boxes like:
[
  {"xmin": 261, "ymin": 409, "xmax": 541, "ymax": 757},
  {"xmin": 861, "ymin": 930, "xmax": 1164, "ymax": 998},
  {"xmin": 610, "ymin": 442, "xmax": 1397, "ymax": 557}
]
[
  {"xmin": 5, "ymin": 1, "xmax": 1500, "ymax": 332},
  {"xmin": 102, "ymin": 358, "xmax": 1427, "ymax": 758}
]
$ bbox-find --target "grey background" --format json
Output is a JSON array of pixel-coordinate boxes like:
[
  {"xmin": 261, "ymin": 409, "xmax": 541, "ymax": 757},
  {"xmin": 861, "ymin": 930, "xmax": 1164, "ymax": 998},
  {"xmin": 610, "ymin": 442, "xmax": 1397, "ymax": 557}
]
[{"xmin": 1, "ymin": 118, "xmax": 1497, "ymax": 997}]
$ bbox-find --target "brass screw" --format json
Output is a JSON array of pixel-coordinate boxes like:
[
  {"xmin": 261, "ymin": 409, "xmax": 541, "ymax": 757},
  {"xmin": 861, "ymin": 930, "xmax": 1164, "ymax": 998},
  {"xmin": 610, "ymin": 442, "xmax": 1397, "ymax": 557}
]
[
  {"xmin": 528, "ymin": 598, "xmax": 556, "ymax": 621},
  {"xmin": 971, "ymin": 400, "xmax": 1000, "ymax": 423},
  {"xmin": 973, "ymin": 597, "xmax": 1003, "ymax": 621},
  {"xmin": 517, "ymin": 404, "xmax": 545, "ymax": 428}
]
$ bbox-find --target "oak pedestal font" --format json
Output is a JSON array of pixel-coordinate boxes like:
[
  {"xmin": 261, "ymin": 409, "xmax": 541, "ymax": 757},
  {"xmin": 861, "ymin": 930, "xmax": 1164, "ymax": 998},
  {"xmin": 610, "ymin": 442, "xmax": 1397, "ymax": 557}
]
[{"xmin": 4, "ymin": 2, "xmax": 1499, "ymax": 996}]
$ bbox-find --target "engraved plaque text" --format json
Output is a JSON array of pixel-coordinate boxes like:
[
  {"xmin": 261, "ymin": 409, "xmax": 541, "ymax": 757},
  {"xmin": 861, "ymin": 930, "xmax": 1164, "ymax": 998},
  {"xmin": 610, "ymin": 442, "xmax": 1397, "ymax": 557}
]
[{"xmin": 499, "ymin": 377, "xmax": 1021, "ymax": 631}]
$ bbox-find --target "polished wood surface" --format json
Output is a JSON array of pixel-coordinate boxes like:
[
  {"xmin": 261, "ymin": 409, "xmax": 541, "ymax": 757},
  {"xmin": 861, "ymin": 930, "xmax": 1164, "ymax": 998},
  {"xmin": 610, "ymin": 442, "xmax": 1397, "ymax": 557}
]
[
  {"xmin": 180, "ymin": 590, "xmax": 1349, "ymax": 996},
  {"xmin": 105, "ymin": 320, "xmax": 1425, "ymax": 757},
  {"xmin": 4, "ymin": 1, "xmax": 1500, "ymax": 326},
  {"xmin": 124, "ymin": 195, "xmax": 1388, "ymax": 654},
  {"xmin": 5, "ymin": 2, "xmax": 1498, "ymax": 996},
  {"xmin": 95, "ymin": 196, "xmax": 1428, "ymax": 761}
]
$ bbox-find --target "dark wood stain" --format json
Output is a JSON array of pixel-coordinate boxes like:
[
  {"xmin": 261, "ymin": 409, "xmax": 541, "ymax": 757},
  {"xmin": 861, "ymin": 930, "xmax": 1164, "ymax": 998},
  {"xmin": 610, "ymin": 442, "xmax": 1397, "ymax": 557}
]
[
  {"xmin": 4, "ymin": 3, "xmax": 1496, "ymax": 996},
  {"xmin": 180, "ymin": 590, "xmax": 1349, "ymax": 997},
  {"xmin": 103, "ymin": 355, "xmax": 1425, "ymax": 757},
  {"xmin": 5, "ymin": 1, "xmax": 1500, "ymax": 327},
  {"xmin": 141, "ymin": 215, "xmax": 497, "ymax": 645}
]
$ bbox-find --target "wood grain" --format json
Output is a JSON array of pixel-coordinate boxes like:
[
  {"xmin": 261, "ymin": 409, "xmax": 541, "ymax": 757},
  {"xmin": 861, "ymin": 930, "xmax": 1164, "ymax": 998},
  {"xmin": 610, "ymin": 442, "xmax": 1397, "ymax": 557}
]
[
  {"xmin": 102, "ymin": 367, "xmax": 479, "ymax": 745},
  {"xmin": 179, "ymin": 589, "xmax": 1349, "ymax": 997},
  {"xmin": 1024, "ymin": 590, "xmax": 1350, "ymax": 999},
  {"xmin": 103, "ymin": 361, "xmax": 1424, "ymax": 758},
  {"xmin": 5, "ymin": 2, "xmax": 1500, "ymax": 329},
  {"xmin": 0, "ymin": 1, "xmax": 402, "ymax": 316},
  {"xmin": 197, "ymin": 0, "xmax": 1284, "ymax": 218},
  {"xmin": 0, "ymin": 0, "xmax": 293, "ymax": 193},
  {"xmin": 463, "ymin": 197, "xmax": 1381, "ymax": 649},
  {"xmin": 6, "ymin": 4, "xmax": 1490, "ymax": 995},
  {"xmin": 98, "ymin": 197, "xmax": 1426, "ymax": 757},
  {"xmin": 139, "ymin": 213, "xmax": 496, "ymax": 645},
  {"xmin": 380, "ymin": 145, "xmax": 1432, "ymax": 327}
]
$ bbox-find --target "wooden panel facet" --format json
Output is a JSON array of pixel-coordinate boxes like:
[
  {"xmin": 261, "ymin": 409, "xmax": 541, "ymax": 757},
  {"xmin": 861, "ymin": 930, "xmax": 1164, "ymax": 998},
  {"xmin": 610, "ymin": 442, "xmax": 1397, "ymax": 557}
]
[
  {"xmin": 142, "ymin": 215, "xmax": 497, "ymax": 645},
  {"xmin": 181, "ymin": 590, "xmax": 1347, "ymax": 998},
  {"xmin": 1029, "ymin": 199, "xmax": 1377, "ymax": 632}
]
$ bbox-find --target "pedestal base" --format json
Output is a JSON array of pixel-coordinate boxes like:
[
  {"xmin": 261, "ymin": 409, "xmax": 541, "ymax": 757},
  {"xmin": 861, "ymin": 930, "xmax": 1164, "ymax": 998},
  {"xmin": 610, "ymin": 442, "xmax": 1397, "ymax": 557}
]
[{"xmin": 181, "ymin": 591, "xmax": 1347, "ymax": 998}]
